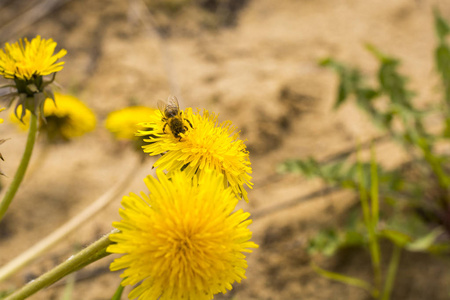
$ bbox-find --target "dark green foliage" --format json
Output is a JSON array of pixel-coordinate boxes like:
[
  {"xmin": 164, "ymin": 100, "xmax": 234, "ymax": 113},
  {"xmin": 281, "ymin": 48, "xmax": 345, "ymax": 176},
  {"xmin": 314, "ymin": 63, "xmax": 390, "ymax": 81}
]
[
  {"xmin": 319, "ymin": 58, "xmax": 376, "ymax": 110},
  {"xmin": 282, "ymin": 11, "xmax": 450, "ymax": 258},
  {"xmin": 434, "ymin": 10, "xmax": 450, "ymax": 115},
  {"xmin": 278, "ymin": 157, "xmax": 403, "ymax": 193},
  {"xmin": 434, "ymin": 9, "xmax": 450, "ymax": 41},
  {"xmin": 307, "ymin": 210, "xmax": 366, "ymax": 257}
]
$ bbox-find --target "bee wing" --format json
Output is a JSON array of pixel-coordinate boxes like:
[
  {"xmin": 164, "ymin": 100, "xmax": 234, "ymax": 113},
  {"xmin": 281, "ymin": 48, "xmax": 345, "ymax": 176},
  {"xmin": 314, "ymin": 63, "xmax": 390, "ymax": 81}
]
[
  {"xmin": 166, "ymin": 95, "xmax": 180, "ymax": 110},
  {"xmin": 157, "ymin": 99, "xmax": 167, "ymax": 114}
]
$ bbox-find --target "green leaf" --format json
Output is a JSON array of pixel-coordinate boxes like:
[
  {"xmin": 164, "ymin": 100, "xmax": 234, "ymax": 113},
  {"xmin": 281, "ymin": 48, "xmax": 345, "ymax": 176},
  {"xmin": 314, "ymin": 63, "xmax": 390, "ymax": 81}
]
[
  {"xmin": 336, "ymin": 81, "xmax": 349, "ymax": 108},
  {"xmin": 434, "ymin": 9, "xmax": 450, "ymax": 41},
  {"xmin": 435, "ymin": 44, "xmax": 450, "ymax": 81},
  {"xmin": 307, "ymin": 229, "xmax": 341, "ymax": 257},
  {"xmin": 435, "ymin": 43, "xmax": 450, "ymax": 104},
  {"xmin": 311, "ymin": 262, "xmax": 377, "ymax": 297},
  {"xmin": 318, "ymin": 57, "xmax": 333, "ymax": 67},
  {"xmin": 356, "ymin": 88, "xmax": 379, "ymax": 102},
  {"xmin": 427, "ymin": 242, "xmax": 450, "ymax": 255},
  {"xmin": 443, "ymin": 118, "xmax": 450, "ymax": 138},
  {"xmin": 319, "ymin": 57, "xmax": 365, "ymax": 109},
  {"xmin": 366, "ymin": 43, "xmax": 389, "ymax": 62},
  {"xmin": 380, "ymin": 245, "xmax": 402, "ymax": 300},
  {"xmin": 405, "ymin": 228, "xmax": 444, "ymax": 252},
  {"xmin": 279, "ymin": 156, "xmax": 403, "ymax": 196},
  {"xmin": 379, "ymin": 229, "xmax": 412, "ymax": 247},
  {"xmin": 378, "ymin": 59, "xmax": 408, "ymax": 104},
  {"xmin": 342, "ymin": 230, "xmax": 366, "ymax": 247}
]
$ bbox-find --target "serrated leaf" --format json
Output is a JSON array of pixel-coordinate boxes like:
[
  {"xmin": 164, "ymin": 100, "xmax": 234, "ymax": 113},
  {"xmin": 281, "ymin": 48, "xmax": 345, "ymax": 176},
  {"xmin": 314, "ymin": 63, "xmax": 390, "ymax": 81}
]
[{"xmin": 434, "ymin": 9, "xmax": 450, "ymax": 41}]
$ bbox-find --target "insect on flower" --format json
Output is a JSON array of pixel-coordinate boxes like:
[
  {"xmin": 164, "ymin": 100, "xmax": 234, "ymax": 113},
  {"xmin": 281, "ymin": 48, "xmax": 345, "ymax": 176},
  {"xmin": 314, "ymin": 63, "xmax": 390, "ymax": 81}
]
[{"xmin": 158, "ymin": 96, "xmax": 193, "ymax": 140}]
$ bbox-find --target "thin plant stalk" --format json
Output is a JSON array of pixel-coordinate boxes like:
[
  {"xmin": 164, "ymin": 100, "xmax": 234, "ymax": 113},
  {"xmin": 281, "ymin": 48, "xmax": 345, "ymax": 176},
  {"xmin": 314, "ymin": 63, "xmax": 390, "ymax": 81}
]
[
  {"xmin": 111, "ymin": 278, "xmax": 126, "ymax": 300},
  {"xmin": 0, "ymin": 112, "xmax": 38, "ymax": 221},
  {"xmin": 357, "ymin": 145, "xmax": 381, "ymax": 297},
  {"xmin": 381, "ymin": 245, "xmax": 402, "ymax": 300},
  {"xmin": 59, "ymin": 273, "xmax": 75, "ymax": 300},
  {"xmin": 0, "ymin": 155, "xmax": 145, "ymax": 283},
  {"xmin": 311, "ymin": 262, "xmax": 377, "ymax": 298},
  {"xmin": 356, "ymin": 147, "xmax": 371, "ymax": 229},
  {"xmin": 370, "ymin": 145, "xmax": 379, "ymax": 227},
  {"xmin": 312, "ymin": 146, "xmax": 384, "ymax": 299},
  {"xmin": 3, "ymin": 230, "xmax": 118, "ymax": 300},
  {"xmin": 369, "ymin": 146, "xmax": 382, "ymax": 293}
]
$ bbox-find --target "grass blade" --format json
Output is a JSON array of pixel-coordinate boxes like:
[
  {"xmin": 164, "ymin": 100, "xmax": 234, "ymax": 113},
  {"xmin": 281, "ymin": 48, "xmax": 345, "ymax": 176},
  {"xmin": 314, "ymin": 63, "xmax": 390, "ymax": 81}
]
[{"xmin": 312, "ymin": 262, "xmax": 376, "ymax": 297}]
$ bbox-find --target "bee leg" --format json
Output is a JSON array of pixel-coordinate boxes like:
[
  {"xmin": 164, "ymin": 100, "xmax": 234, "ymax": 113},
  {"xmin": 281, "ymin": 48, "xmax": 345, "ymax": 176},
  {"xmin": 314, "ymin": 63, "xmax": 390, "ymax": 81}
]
[
  {"xmin": 163, "ymin": 123, "xmax": 168, "ymax": 134},
  {"xmin": 185, "ymin": 119, "xmax": 193, "ymax": 129}
]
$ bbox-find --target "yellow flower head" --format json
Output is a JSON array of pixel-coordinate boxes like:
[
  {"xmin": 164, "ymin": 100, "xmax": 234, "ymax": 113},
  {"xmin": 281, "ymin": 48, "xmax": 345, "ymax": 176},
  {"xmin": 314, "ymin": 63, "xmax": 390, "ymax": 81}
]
[
  {"xmin": 0, "ymin": 107, "xmax": 4, "ymax": 124},
  {"xmin": 105, "ymin": 106, "xmax": 155, "ymax": 141},
  {"xmin": 138, "ymin": 107, "xmax": 253, "ymax": 202},
  {"xmin": 108, "ymin": 169, "xmax": 258, "ymax": 300},
  {"xmin": 10, "ymin": 93, "xmax": 96, "ymax": 142},
  {"xmin": 0, "ymin": 35, "xmax": 67, "ymax": 80}
]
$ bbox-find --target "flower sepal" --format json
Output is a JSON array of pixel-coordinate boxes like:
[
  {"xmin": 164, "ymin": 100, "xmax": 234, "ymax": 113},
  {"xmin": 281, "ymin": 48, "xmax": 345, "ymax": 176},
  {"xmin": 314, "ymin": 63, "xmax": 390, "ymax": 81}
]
[
  {"xmin": 12, "ymin": 91, "xmax": 48, "ymax": 123},
  {"xmin": 0, "ymin": 90, "xmax": 18, "ymax": 103},
  {"xmin": 26, "ymin": 83, "xmax": 39, "ymax": 93},
  {"xmin": 0, "ymin": 83, "xmax": 16, "ymax": 89}
]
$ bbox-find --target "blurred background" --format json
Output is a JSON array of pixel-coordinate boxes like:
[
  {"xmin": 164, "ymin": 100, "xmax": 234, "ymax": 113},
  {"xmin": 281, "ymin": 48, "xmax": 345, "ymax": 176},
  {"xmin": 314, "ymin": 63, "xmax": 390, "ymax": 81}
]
[{"xmin": 1, "ymin": 0, "xmax": 450, "ymax": 299}]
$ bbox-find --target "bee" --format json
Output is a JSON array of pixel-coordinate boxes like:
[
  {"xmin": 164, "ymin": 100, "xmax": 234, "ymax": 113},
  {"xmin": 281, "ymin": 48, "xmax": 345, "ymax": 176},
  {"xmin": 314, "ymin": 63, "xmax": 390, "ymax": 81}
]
[{"xmin": 158, "ymin": 96, "xmax": 193, "ymax": 140}]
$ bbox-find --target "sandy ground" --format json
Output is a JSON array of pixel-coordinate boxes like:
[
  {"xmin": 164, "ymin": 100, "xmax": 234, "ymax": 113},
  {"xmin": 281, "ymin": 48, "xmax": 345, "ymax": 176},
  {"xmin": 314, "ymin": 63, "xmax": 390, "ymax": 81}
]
[{"xmin": 1, "ymin": 0, "xmax": 450, "ymax": 299}]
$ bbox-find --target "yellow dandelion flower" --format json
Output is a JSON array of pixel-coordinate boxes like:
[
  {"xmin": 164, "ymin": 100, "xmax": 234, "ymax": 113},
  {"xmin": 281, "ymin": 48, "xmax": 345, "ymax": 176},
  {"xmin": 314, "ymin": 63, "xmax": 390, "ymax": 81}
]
[
  {"xmin": 0, "ymin": 35, "xmax": 66, "ymax": 80},
  {"xmin": 10, "ymin": 93, "xmax": 96, "ymax": 142},
  {"xmin": 0, "ymin": 107, "xmax": 4, "ymax": 123},
  {"xmin": 105, "ymin": 106, "xmax": 155, "ymax": 141},
  {"xmin": 138, "ymin": 107, "xmax": 253, "ymax": 202},
  {"xmin": 108, "ymin": 169, "xmax": 258, "ymax": 300}
]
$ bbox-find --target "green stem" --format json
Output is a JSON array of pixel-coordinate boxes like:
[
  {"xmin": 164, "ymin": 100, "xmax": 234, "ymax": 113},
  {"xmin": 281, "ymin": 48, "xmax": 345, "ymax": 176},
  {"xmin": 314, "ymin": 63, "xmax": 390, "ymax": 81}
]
[
  {"xmin": 370, "ymin": 145, "xmax": 379, "ymax": 227},
  {"xmin": 357, "ymin": 146, "xmax": 381, "ymax": 297},
  {"xmin": 0, "ymin": 112, "xmax": 38, "ymax": 221},
  {"xmin": 369, "ymin": 146, "xmax": 381, "ymax": 294},
  {"xmin": 0, "ymin": 155, "xmax": 142, "ymax": 283},
  {"xmin": 312, "ymin": 262, "xmax": 377, "ymax": 298},
  {"xmin": 357, "ymin": 151, "xmax": 371, "ymax": 231},
  {"xmin": 4, "ymin": 229, "xmax": 117, "ymax": 300},
  {"xmin": 381, "ymin": 245, "xmax": 402, "ymax": 300},
  {"xmin": 111, "ymin": 278, "xmax": 126, "ymax": 300}
]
